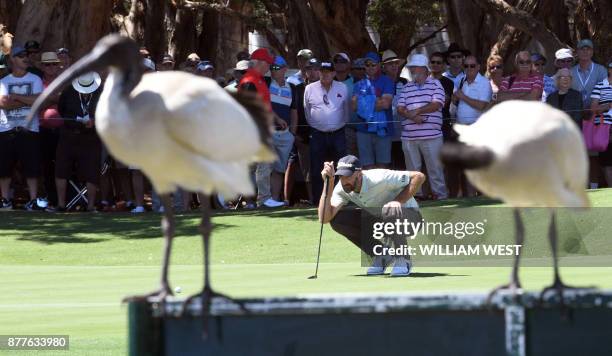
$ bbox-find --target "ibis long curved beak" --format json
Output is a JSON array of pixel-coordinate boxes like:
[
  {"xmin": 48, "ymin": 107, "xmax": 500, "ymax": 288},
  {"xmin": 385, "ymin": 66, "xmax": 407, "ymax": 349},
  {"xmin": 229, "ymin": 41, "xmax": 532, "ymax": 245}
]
[{"xmin": 26, "ymin": 50, "xmax": 111, "ymax": 129}]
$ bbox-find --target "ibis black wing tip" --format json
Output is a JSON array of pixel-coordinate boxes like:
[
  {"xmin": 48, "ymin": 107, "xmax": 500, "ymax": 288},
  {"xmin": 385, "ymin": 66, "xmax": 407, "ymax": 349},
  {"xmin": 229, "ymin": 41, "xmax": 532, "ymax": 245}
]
[
  {"xmin": 440, "ymin": 142, "xmax": 495, "ymax": 170},
  {"xmin": 229, "ymin": 90, "xmax": 275, "ymax": 149}
]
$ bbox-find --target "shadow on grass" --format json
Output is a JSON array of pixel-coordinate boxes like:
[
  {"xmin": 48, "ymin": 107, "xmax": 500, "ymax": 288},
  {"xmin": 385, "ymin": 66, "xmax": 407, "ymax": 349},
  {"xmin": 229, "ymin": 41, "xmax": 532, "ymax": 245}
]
[
  {"xmin": 351, "ymin": 272, "xmax": 467, "ymax": 278},
  {"xmin": 1, "ymin": 212, "xmax": 236, "ymax": 245}
]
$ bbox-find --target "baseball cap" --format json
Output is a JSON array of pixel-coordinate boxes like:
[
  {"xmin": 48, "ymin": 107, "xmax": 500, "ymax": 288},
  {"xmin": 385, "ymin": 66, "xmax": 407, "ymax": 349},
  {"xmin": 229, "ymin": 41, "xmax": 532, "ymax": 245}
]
[
  {"xmin": 234, "ymin": 60, "xmax": 249, "ymax": 71},
  {"xmin": 196, "ymin": 61, "xmax": 214, "ymax": 71},
  {"xmin": 24, "ymin": 40, "xmax": 40, "ymax": 52},
  {"xmin": 41, "ymin": 52, "xmax": 61, "ymax": 64},
  {"xmin": 352, "ymin": 58, "xmax": 366, "ymax": 69},
  {"xmin": 187, "ymin": 53, "xmax": 200, "ymax": 62},
  {"xmin": 10, "ymin": 46, "xmax": 27, "ymax": 57},
  {"xmin": 272, "ymin": 55, "xmax": 288, "ymax": 69},
  {"xmin": 161, "ymin": 54, "xmax": 174, "ymax": 64},
  {"xmin": 577, "ymin": 39, "xmax": 594, "ymax": 49},
  {"xmin": 406, "ymin": 54, "xmax": 429, "ymax": 70},
  {"xmin": 555, "ymin": 48, "xmax": 573, "ymax": 61},
  {"xmin": 305, "ymin": 58, "xmax": 320, "ymax": 69},
  {"xmin": 297, "ymin": 49, "xmax": 313, "ymax": 59},
  {"xmin": 335, "ymin": 155, "xmax": 362, "ymax": 176},
  {"xmin": 251, "ymin": 48, "xmax": 274, "ymax": 64},
  {"xmin": 57, "ymin": 48, "xmax": 69, "ymax": 55},
  {"xmin": 320, "ymin": 61, "xmax": 334, "ymax": 71},
  {"xmin": 333, "ymin": 52, "xmax": 350, "ymax": 63},
  {"xmin": 531, "ymin": 53, "xmax": 546, "ymax": 64},
  {"xmin": 364, "ymin": 51, "xmax": 380, "ymax": 64}
]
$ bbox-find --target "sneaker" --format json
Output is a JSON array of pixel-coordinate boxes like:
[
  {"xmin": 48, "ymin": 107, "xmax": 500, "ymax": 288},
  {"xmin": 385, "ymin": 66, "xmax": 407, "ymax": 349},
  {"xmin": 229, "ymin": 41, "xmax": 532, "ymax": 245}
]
[
  {"xmin": 0, "ymin": 198, "xmax": 12, "ymax": 210},
  {"xmin": 390, "ymin": 257, "xmax": 412, "ymax": 277},
  {"xmin": 262, "ymin": 198, "xmax": 285, "ymax": 208},
  {"xmin": 131, "ymin": 206, "xmax": 145, "ymax": 213},
  {"xmin": 366, "ymin": 255, "xmax": 391, "ymax": 275},
  {"xmin": 25, "ymin": 198, "xmax": 47, "ymax": 211}
]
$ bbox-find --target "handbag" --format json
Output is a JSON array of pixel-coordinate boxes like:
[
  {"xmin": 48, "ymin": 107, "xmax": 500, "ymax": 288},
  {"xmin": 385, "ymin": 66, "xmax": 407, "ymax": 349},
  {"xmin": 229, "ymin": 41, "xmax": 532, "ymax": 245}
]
[{"xmin": 583, "ymin": 114, "xmax": 610, "ymax": 152}]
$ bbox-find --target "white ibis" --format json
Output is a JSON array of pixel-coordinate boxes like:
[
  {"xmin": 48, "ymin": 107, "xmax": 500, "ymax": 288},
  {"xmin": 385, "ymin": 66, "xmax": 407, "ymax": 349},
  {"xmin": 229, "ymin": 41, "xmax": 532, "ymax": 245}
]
[
  {"xmin": 27, "ymin": 35, "xmax": 275, "ymax": 334},
  {"xmin": 440, "ymin": 100, "xmax": 591, "ymax": 304}
]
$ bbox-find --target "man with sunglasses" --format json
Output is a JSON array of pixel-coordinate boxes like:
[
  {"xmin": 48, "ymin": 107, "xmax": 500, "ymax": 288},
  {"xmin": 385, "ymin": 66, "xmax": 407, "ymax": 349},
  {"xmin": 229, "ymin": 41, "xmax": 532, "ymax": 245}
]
[
  {"xmin": 531, "ymin": 53, "xmax": 555, "ymax": 102},
  {"xmin": 24, "ymin": 40, "xmax": 43, "ymax": 78},
  {"xmin": 497, "ymin": 51, "xmax": 543, "ymax": 102},
  {"xmin": 0, "ymin": 45, "xmax": 44, "ymax": 210},
  {"xmin": 304, "ymin": 60, "xmax": 350, "ymax": 201},
  {"xmin": 442, "ymin": 43, "xmax": 467, "ymax": 90},
  {"xmin": 352, "ymin": 51, "xmax": 394, "ymax": 170},
  {"xmin": 453, "ymin": 56, "xmax": 492, "ymax": 125}
]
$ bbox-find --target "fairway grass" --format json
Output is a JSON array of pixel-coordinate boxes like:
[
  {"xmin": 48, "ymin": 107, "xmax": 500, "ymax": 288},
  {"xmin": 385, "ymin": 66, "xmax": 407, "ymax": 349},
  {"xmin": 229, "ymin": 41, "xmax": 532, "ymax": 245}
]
[{"xmin": 2, "ymin": 190, "xmax": 612, "ymax": 355}]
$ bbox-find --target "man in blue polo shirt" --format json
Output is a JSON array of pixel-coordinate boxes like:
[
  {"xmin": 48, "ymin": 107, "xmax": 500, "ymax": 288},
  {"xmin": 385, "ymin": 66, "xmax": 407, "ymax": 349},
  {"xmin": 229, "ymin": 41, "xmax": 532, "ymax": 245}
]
[
  {"xmin": 352, "ymin": 51, "xmax": 394, "ymax": 169},
  {"xmin": 269, "ymin": 55, "xmax": 295, "ymax": 203}
]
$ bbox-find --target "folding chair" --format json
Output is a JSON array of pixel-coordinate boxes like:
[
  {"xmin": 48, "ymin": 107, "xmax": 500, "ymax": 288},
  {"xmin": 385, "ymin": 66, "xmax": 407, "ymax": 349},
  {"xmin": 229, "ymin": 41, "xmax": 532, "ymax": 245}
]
[{"xmin": 66, "ymin": 180, "xmax": 87, "ymax": 210}]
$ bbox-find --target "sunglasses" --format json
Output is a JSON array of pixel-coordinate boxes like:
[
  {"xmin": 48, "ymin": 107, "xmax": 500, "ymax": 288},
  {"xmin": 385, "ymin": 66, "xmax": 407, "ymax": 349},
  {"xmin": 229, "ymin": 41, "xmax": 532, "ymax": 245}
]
[
  {"xmin": 270, "ymin": 65, "xmax": 284, "ymax": 71},
  {"xmin": 430, "ymin": 60, "xmax": 444, "ymax": 65},
  {"xmin": 43, "ymin": 63, "xmax": 59, "ymax": 67},
  {"xmin": 15, "ymin": 53, "xmax": 28, "ymax": 59},
  {"xmin": 449, "ymin": 55, "xmax": 464, "ymax": 59},
  {"xmin": 352, "ymin": 68, "xmax": 365, "ymax": 71},
  {"xmin": 518, "ymin": 60, "xmax": 532, "ymax": 65},
  {"xmin": 463, "ymin": 64, "xmax": 477, "ymax": 69},
  {"xmin": 334, "ymin": 59, "xmax": 349, "ymax": 64},
  {"xmin": 488, "ymin": 65, "xmax": 502, "ymax": 70},
  {"xmin": 323, "ymin": 94, "xmax": 330, "ymax": 105},
  {"xmin": 365, "ymin": 63, "xmax": 378, "ymax": 68},
  {"xmin": 559, "ymin": 58, "xmax": 573, "ymax": 63},
  {"xmin": 533, "ymin": 62, "xmax": 545, "ymax": 66}
]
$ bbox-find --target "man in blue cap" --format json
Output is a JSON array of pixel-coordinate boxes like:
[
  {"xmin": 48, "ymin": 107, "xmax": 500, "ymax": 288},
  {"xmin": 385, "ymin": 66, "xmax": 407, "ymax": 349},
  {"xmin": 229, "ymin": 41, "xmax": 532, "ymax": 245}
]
[
  {"xmin": 0, "ymin": 45, "xmax": 45, "ymax": 210},
  {"xmin": 571, "ymin": 39, "xmax": 607, "ymax": 108},
  {"xmin": 352, "ymin": 51, "xmax": 395, "ymax": 169},
  {"xmin": 268, "ymin": 55, "xmax": 294, "ymax": 204}
]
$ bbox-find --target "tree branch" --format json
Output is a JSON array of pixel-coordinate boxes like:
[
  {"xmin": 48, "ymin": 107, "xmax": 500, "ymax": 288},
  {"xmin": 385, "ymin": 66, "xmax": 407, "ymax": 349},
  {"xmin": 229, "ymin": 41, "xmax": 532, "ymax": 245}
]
[
  {"xmin": 470, "ymin": 0, "xmax": 567, "ymax": 53},
  {"xmin": 406, "ymin": 24, "xmax": 448, "ymax": 54}
]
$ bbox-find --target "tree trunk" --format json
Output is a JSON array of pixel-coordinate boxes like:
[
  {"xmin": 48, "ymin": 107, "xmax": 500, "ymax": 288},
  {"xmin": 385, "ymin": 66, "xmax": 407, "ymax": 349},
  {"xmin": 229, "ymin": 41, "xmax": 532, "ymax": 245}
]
[
  {"xmin": 0, "ymin": 0, "xmax": 22, "ymax": 33},
  {"xmin": 574, "ymin": 0, "xmax": 612, "ymax": 62},
  {"xmin": 15, "ymin": 0, "xmax": 112, "ymax": 58}
]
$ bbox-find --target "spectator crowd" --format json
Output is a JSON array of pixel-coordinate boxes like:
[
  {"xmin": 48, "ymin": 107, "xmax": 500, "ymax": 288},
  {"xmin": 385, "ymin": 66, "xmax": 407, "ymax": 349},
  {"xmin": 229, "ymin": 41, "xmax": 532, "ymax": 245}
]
[{"xmin": 1, "ymin": 36, "xmax": 611, "ymax": 212}]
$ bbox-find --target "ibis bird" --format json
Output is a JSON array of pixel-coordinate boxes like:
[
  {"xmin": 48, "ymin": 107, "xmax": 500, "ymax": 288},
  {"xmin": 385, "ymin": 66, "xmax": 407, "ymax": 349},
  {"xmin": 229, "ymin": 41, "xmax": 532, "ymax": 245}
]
[
  {"xmin": 440, "ymin": 100, "xmax": 591, "ymax": 304},
  {"xmin": 27, "ymin": 35, "xmax": 275, "ymax": 331}
]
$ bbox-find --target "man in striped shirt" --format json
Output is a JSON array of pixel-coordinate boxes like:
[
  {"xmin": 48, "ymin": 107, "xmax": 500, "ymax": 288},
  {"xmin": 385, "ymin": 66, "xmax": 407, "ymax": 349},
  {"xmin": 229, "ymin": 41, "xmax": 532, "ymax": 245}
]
[
  {"xmin": 497, "ymin": 50, "xmax": 543, "ymax": 102},
  {"xmin": 396, "ymin": 54, "xmax": 448, "ymax": 200}
]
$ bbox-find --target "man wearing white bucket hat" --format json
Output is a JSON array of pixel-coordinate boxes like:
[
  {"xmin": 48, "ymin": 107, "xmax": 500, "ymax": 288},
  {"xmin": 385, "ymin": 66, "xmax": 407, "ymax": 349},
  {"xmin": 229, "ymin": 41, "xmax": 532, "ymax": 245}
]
[
  {"xmin": 396, "ymin": 54, "xmax": 448, "ymax": 200},
  {"xmin": 53, "ymin": 71, "xmax": 103, "ymax": 212}
]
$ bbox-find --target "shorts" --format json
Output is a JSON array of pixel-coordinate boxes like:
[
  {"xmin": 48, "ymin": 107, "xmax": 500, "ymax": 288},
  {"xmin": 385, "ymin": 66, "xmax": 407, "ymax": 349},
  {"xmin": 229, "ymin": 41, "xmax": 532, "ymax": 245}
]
[
  {"xmin": 55, "ymin": 132, "xmax": 102, "ymax": 184},
  {"xmin": 356, "ymin": 131, "xmax": 392, "ymax": 166},
  {"xmin": 272, "ymin": 129, "xmax": 295, "ymax": 173},
  {"xmin": 0, "ymin": 129, "xmax": 41, "ymax": 178}
]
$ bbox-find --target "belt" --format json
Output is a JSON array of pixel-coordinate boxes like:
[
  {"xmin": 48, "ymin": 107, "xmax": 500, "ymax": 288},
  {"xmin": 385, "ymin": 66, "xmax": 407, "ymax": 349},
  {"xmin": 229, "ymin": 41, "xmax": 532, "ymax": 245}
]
[
  {"xmin": 312, "ymin": 126, "xmax": 345, "ymax": 135},
  {"xmin": 4, "ymin": 127, "xmax": 33, "ymax": 134}
]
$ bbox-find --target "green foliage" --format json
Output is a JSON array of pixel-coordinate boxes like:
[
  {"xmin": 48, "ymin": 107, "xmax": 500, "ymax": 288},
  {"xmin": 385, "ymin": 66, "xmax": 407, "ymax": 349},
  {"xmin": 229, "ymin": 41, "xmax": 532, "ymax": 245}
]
[{"xmin": 367, "ymin": 0, "xmax": 443, "ymax": 42}]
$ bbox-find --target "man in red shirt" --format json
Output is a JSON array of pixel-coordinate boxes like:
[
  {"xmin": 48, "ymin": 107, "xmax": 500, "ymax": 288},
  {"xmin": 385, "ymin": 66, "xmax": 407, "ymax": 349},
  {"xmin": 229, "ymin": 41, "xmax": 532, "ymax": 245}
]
[{"xmin": 239, "ymin": 48, "xmax": 274, "ymax": 109}]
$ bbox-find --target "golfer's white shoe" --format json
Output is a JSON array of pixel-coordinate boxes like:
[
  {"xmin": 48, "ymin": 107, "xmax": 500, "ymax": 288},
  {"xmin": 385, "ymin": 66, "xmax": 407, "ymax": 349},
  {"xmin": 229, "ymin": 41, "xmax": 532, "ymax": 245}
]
[
  {"xmin": 390, "ymin": 257, "xmax": 412, "ymax": 277},
  {"xmin": 366, "ymin": 255, "xmax": 390, "ymax": 275}
]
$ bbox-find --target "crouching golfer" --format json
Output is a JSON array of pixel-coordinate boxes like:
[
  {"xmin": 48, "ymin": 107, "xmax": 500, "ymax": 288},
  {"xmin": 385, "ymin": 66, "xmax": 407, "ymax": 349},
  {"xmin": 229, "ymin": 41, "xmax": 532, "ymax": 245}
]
[{"xmin": 319, "ymin": 155, "xmax": 425, "ymax": 276}]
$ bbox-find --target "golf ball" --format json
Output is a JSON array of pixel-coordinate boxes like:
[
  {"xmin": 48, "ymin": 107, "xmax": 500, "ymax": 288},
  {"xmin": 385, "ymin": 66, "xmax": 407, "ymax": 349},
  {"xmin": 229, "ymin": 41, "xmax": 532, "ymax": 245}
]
[{"xmin": 175, "ymin": 286, "xmax": 182, "ymax": 293}]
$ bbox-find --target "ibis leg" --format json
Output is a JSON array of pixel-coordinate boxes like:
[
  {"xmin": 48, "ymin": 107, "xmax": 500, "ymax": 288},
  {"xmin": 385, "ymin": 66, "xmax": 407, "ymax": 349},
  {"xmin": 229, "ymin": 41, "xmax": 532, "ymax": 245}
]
[
  {"xmin": 539, "ymin": 211, "xmax": 594, "ymax": 308},
  {"xmin": 124, "ymin": 194, "xmax": 174, "ymax": 303},
  {"xmin": 182, "ymin": 194, "xmax": 247, "ymax": 339},
  {"xmin": 486, "ymin": 208, "xmax": 524, "ymax": 305}
]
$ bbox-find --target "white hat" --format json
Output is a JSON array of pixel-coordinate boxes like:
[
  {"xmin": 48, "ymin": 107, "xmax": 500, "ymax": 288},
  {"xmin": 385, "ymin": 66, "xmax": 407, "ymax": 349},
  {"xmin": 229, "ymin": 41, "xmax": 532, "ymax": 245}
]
[
  {"xmin": 555, "ymin": 48, "xmax": 573, "ymax": 61},
  {"xmin": 72, "ymin": 72, "xmax": 101, "ymax": 94},
  {"xmin": 143, "ymin": 58, "xmax": 156, "ymax": 71},
  {"xmin": 234, "ymin": 60, "xmax": 249, "ymax": 71},
  {"xmin": 333, "ymin": 52, "xmax": 351, "ymax": 62},
  {"xmin": 381, "ymin": 49, "xmax": 402, "ymax": 64},
  {"xmin": 406, "ymin": 54, "xmax": 429, "ymax": 70}
]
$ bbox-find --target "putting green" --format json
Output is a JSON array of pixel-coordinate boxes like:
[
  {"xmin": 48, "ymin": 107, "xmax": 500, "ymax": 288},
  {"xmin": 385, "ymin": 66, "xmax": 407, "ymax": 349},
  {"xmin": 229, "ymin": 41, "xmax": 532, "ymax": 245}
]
[{"xmin": 2, "ymin": 190, "xmax": 612, "ymax": 355}]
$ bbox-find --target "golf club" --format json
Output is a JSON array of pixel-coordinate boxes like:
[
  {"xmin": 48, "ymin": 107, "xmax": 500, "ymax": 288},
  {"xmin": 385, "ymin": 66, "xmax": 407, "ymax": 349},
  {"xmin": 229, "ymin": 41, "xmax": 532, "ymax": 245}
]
[{"xmin": 308, "ymin": 175, "xmax": 330, "ymax": 279}]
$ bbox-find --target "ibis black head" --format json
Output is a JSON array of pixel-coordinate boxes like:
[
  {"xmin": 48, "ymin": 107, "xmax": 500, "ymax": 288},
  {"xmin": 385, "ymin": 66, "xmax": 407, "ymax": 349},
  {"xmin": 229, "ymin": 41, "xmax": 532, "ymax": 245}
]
[
  {"xmin": 26, "ymin": 35, "xmax": 142, "ymax": 126},
  {"xmin": 440, "ymin": 142, "xmax": 495, "ymax": 170}
]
